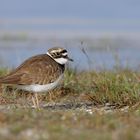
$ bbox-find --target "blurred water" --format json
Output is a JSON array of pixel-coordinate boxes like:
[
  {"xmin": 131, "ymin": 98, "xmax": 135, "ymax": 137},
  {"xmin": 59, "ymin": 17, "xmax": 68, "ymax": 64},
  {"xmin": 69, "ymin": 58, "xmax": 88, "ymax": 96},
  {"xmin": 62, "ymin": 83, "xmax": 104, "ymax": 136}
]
[{"xmin": 0, "ymin": 39, "xmax": 140, "ymax": 71}]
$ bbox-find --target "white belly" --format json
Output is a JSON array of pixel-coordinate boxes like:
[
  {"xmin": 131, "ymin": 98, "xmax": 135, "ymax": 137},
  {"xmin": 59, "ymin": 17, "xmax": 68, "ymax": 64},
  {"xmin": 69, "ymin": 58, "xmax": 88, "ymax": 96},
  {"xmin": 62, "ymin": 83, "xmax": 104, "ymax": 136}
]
[{"xmin": 16, "ymin": 74, "xmax": 63, "ymax": 93}]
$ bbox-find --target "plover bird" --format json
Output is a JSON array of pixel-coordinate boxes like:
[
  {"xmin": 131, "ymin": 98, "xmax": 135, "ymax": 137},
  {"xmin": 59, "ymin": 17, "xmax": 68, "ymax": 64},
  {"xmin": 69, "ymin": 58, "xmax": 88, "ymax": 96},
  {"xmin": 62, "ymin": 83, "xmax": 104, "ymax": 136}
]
[{"xmin": 0, "ymin": 47, "xmax": 73, "ymax": 108}]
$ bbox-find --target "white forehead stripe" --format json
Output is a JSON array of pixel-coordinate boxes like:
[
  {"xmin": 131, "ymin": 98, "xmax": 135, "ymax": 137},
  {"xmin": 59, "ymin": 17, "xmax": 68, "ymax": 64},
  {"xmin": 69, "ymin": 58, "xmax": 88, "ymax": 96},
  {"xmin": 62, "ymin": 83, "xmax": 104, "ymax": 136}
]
[
  {"xmin": 50, "ymin": 50, "xmax": 58, "ymax": 53},
  {"xmin": 50, "ymin": 48, "xmax": 64, "ymax": 53}
]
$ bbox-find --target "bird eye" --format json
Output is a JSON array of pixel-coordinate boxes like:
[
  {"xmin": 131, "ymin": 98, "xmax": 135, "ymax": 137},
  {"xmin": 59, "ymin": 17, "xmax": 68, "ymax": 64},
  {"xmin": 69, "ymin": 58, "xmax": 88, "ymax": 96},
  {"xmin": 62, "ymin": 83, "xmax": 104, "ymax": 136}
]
[{"xmin": 61, "ymin": 50, "xmax": 67, "ymax": 53}]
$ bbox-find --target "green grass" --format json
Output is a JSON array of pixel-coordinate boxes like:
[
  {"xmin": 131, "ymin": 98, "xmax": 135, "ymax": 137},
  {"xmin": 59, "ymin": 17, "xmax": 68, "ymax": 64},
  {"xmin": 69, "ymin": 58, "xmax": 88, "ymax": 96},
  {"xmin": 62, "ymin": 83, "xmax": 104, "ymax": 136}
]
[
  {"xmin": 0, "ymin": 69, "xmax": 140, "ymax": 140},
  {"xmin": 65, "ymin": 69, "xmax": 140, "ymax": 106}
]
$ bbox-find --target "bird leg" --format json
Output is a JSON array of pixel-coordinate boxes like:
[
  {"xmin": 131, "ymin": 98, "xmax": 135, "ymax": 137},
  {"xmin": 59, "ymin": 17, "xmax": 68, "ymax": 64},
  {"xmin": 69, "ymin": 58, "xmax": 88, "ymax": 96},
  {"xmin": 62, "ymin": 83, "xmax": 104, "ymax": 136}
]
[
  {"xmin": 32, "ymin": 96, "xmax": 36, "ymax": 108},
  {"xmin": 32, "ymin": 93, "xmax": 40, "ymax": 109},
  {"xmin": 35, "ymin": 93, "xmax": 40, "ymax": 109}
]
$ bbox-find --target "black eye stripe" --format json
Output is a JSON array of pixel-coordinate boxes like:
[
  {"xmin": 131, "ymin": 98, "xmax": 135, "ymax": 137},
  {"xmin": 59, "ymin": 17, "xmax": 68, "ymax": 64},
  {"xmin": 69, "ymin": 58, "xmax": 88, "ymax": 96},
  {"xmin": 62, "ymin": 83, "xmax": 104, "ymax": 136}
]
[
  {"xmin": 53, "ymin": 54, "xmax": 67, "ymax": 59},
  {"xmin": 61, "ymin": 50, "xmax": 67, "ymax": 53},
  {"xmin": 50, "ymin": 49, "xmax": 67, "ymax": 58}
]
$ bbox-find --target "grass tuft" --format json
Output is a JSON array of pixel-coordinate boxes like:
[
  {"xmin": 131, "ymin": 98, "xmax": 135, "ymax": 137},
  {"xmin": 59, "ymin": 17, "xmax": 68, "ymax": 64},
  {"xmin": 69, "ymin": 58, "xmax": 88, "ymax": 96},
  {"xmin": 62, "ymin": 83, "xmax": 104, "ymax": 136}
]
[{"xmin": 0, "ymin": 69, "xmax": 140, "ymax": 139}]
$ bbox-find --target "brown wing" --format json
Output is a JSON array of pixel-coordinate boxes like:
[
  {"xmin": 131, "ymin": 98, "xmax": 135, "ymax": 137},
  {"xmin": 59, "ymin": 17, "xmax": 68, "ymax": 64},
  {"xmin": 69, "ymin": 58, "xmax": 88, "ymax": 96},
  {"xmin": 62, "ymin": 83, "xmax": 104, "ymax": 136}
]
[{"xmin": 0, "ymin": 54, "xmax": 64, "ymax": 85}]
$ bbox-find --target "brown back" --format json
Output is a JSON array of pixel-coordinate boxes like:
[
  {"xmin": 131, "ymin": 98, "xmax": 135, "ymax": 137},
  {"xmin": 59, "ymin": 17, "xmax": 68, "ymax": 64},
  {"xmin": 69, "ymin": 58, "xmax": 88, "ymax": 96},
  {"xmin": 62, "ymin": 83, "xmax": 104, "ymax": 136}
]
[{"xmin": 0, "ymin": 54, "xmax": 65, "ymax": 85}]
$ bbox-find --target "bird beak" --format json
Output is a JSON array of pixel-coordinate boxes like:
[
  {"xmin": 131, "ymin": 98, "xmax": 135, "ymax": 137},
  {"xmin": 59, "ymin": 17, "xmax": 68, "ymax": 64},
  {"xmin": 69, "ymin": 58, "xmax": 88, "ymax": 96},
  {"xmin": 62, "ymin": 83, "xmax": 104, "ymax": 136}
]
[{"xmin": 67, "ymin": 56, "xmax": 73, "ymax": 62}]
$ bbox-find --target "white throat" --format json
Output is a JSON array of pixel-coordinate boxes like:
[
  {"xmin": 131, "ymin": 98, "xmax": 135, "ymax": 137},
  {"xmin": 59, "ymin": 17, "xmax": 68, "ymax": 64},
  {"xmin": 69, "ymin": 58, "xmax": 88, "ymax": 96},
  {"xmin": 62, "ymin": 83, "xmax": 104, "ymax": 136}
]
[
  {"xmin": 54, "ymin": 58, "xmax": 68, "ymax": 65},
  {"xmin": 47, "ymin": 52, "xmax": 68, "ymax": 65}
]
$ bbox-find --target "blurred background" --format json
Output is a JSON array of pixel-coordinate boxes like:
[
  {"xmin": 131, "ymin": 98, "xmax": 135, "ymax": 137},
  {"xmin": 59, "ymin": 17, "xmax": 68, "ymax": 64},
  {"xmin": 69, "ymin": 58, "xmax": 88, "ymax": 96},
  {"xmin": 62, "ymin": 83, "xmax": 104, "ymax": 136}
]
[{"xmin": 0, "ymin": 0, "xmax": 140, "ymax": 70}]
